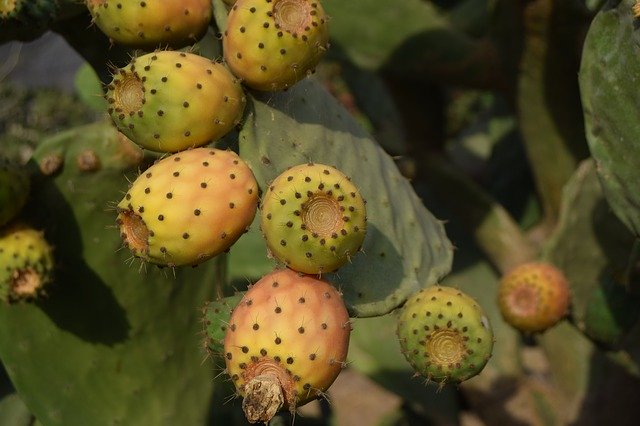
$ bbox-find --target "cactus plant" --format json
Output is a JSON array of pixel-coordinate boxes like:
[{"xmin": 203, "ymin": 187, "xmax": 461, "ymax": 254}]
[{"xmin": 3, "ymin": 0, "xmax": 640, "ymax": 423}]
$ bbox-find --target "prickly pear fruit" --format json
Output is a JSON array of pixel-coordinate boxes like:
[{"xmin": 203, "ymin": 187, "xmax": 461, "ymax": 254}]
[
  {"xmin": 396, "ymin": 286, "xmax": 494, "ymax": 385},
  {"xmin": 0, "ymin": 224, "xmax": 54, "ymax": 303},
  {"xmin": 106, "ymin": 51, "xmax": 246, "ymax": 153},
  {"xmin": 116, "ymin": 148, "xmax": 259, "ymax": 267},
  {"xmin": 224, "ymin": 268, "xmax": 350, "ymax": 423},
  {"xmin": 260, "ymin": 163, "xmax": 366, "ymax": 274},
  {"xmin": 0, "ymin": 158, "xmax": 29, "ymax": 227},
  {"xmin": 202, "ymin": 293, "xmax": 244, "ymax": 355},
  {"xmin": 497, "ymin": 262, "xmax": 571, "ymax": 333},
  {"xmin": 86, "ymin": 0, "xmax": 212, "ymax": 49},
  {"xmin": 223, "ymin": 0, "xmax": 330, "ymax": 91}
]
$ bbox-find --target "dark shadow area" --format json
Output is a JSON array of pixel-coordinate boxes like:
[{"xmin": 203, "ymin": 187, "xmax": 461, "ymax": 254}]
[
  {"xmin": 0, "ymin": 362, "xmax": 14, "ymax": 400},
  {"xmin": 461, "ymin": 376, "xmax": 534, "ymax": 426},
  {"xmin": 21, "ymin": 166, "xmax": 130, "ymax": 345},
  {"xmin": 573, "ymin": 348, "xmax": 640, "ymax": 426}
]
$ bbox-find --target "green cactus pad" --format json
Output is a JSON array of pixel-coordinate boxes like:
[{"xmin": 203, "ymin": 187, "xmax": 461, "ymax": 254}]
[
  {"xmin": 238, "ymin": 80, "xmax": 453, "ymax": 317},
  {"xmin": 0, "ymin": 159, "xmax": 29, "ymax": 228},
  {"xmin": 397, "ymin": 286, "xmax": 494, "ymax": 384},
  {"xmin": 580, "ymin": 0, "xmax": 640, "ymax": 237},
  {"xmin": 260, "ymin": 163, "xmax": 366, "ymax": 274},
  {"xmin": 0, "ymin": 121, "xmax": 223, "ymax": 425},
  {"xmin": 542, "ymin": 159, "xmax": 640, "ymax": 347},
  {"xmin": 223, "ymin": 0, "xmax": 330, "ymax": 91},
  {"xmin": 86, "ymin": 0, "xmax": 212, "ymax": 49},
  {"xmin": 107, "ymin": 51, "xmax": 246, "ymax": 153},
  {"xmin": 117, "ymin": 148, "xmax": 259, "ymax": 267},
  {"xmin": 0, "ymin": 224, "xmax": 54, "ymax": 303}
]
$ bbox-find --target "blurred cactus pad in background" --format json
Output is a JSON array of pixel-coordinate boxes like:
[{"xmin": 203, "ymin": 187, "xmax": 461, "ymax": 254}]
[{"xmin": 1, "ymin": 0, "xmax": 640, "ymax": 425}]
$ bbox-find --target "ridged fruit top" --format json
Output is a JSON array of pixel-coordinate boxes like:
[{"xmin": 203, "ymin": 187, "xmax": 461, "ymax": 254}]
[
  {"xmin": 260, "ymin": 163, "xmax": 366, "ymax": 274},
  {"xmin": 0, "ymin": 224, "xmax": 54, "ymax": 303},
  {"xmin": 397, "ymin": 286, "xmax": 494, "ymax": 384},
  {"xmin": 0, "ymin": 158, "xmax": 29, "ymax": 228},
  {"xmin": 107, "ymin": 51, "xmax": 246, "ymax": 153},
  {"xmin": 497, "ymin": 262, "xmax": 571, "ymax": 333},
  {"xmin": 224, "ymin": 268, "xmax": 350, "ymax": 420},
  {"xmin": 116, "ymin": 148, "xmax": 258, "ymax": 266},
  {"xmin": 223, "ymin": 0, "xmax": 330, "ymax": 91},
  {"xmin": 86, "ymin": 0, "xmax": 212, "ymax": 49}
]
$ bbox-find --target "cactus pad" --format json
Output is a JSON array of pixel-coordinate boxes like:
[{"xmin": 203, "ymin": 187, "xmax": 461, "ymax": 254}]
[
  {"xmin": 0, "ymin": 224, "xmax": 54, "ymax": 303},
  {"xmin": 223, "ymin": 0, "xmax": 330, "ymax": 91},
  {"xmin": 238, "ymin": 80, "xmax": 453, "ymax": 317},
  {"xmin": 107, "ymin": 51, "xmax": 246, "ymax": 153},
  {"xmin": 260, "ymin": 163, "xmax": 366, "ymax": 274},
  {"xmin": 86, "ymin": 0, "xmax": 212, "ymax": 49},
  {"xmin": 579, "ymin": 0, "xmax": 640, "ymax": 237},
  {"xmin": 224, "ymin": 268, "xmax": 350, "ymax": 422},
  {"xmin": 396, "ymin": 286, "xmax": 494, "ymax": 384},
  {"xmin": 117, "ymin": 147, "xmax": 259, "ymax": 267},
  {"xmin": 497, "ymin": 262, "xmax": 571, "ymax": 334}
]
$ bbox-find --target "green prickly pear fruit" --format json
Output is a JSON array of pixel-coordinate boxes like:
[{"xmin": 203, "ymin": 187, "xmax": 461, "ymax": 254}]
[
  {"xmin": 497, "ymin": 262, "xmax": 571, "ymax": 333},
  {"xmin": 0, "ymin": 224, "xmax": 54, "ymax": 303},
  {"xmin": 260, "ymin": 163, "xmax": 366, "ymax": 274},
  {"xmin": 223, "ymin": 0, "xmax": 330, "ymax": 91},
  {"xmin": 396, "ymin": 286, "xmax": 494, "ymax": 385},
  {"xmin": 0, "ymin": 158, "xmax": 29, "ymax": 228},
  {"xmin": 201, "ymin": 293, "xmax": 244, "ymax": 356},
  {"xmin": 86, "ymin": 0, "xmax": 212, "ymax": 49},
  {"xmin": 224, "ymin": 268, "xmax": 350, "ymax": 423},
  {"xmin": 106, "ymin": 51, "xmax": 246, "ymax": 153},
  {"xmin": 116, "ymin": 148, "xmax": 259, "ymax": 267}
]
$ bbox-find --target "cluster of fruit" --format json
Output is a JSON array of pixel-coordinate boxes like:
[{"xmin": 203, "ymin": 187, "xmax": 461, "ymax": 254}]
[{"xmin": 84, "ymin": 0, "xmax": 372, "ymax": 422}]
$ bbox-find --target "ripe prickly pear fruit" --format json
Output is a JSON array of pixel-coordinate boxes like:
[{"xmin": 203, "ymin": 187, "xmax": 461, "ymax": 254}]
[
  {"xmin": 223, "ymin": 0, "xmax": 330, "ymax": 91},
  {"xmin": 396, "ymin": 286, "xmax": 494, "ymax": 385},
  {"xmin": 260, "ymin": 163, "xmax": 366, "ymax": 274},
  {"xmin": 106, "ymin": 51, "xmax": 246, "ymax": 153},
  {"xmin": 0, "ymin": 158, "xmax": 29, "ymax": 227},
  {"xmin": 0, "ymin": 224, "xmax": 54, "ymax": 303},
  {"xmin": 86, "ymin": 0, "xmax": 212, "ymax": 49},
  {"xmin": 116, "ymin": 148, "xmax": 258, "ymax": 267},
  {"xmin": 224, "ymin": 268, "xmax": 350, "ymax": 423},
  {"xmin": 497, "ymin": 262, "xmax": 571, "ymax": 333}
]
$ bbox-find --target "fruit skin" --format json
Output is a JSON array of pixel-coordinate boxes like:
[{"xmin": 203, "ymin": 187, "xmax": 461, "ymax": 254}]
[
  {"xmin": 223, "ymin": 0, "xmax": 330, "ymax": 91},
  {"xmin": 224, "ymin": 268, "xmax": 350, "ymax": 423},
  {"xmin": 260, "ymin": 163, "xmax": 367, "ymax": 274},
  {"xmin": 397, "ymin": 286, "xmax": 494, "ymax": 384},
  {"xmin": 0, "ymin": 158, "xmax": 30, "ymax": 228},
  {"xmin": 86, "ymin": 0, "xmax": 212, "ymax": 49},
  {"xmin": 0, "ymin": 224, "xmax": 54, "ymax": 303},
  {"xmin": 116, "ymin": 148, "xmax": 259, "ymax": 267},
  {"xmin": 106, "ymin": 51, "xmax": 246, "ymax": 153},
  {"xmin": 497, "ymin": 262, "xmax": 571, "ymax": 333}
]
